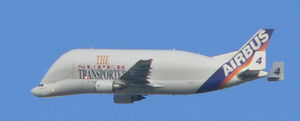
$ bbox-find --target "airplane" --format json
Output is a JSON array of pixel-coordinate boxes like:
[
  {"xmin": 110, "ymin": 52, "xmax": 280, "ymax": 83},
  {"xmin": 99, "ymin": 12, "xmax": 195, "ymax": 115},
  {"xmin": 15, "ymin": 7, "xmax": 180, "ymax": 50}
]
[{"xmin": 31, "ymin": 29, "xmax": 284, "ymax": 104}]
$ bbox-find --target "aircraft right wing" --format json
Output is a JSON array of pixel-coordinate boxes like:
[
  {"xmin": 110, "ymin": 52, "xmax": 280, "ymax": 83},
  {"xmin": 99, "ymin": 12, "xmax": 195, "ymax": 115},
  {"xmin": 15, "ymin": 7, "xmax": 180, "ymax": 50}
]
[
  {"xmin": 113, "ymin": 59, "xmax": 153, "ymax": 103},
  {"xmin": 114, "ymin": 94, "xmax": 146, "ymax": 104},
  {"xmin": 119, "ymin": 59, "xmax": 153, "ymax": 85}
]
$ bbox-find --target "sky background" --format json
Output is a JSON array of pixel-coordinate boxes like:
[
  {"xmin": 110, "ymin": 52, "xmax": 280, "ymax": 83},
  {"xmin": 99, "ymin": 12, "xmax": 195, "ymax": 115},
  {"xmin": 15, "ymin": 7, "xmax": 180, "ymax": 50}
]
[{"xmin": 0, "ymin": 0, "xmax": 299, "ymax": 121}]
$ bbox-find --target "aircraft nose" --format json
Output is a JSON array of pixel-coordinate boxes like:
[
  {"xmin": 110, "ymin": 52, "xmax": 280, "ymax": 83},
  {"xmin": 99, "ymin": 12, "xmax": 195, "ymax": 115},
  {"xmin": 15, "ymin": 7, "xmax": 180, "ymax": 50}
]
[
  {"xmin": 31, "ymin": 87, "xmax": 50, "ymax": 97},
  {"xmin": 31, "ymin": 87, "xmax": 39, "ymax": 96}
]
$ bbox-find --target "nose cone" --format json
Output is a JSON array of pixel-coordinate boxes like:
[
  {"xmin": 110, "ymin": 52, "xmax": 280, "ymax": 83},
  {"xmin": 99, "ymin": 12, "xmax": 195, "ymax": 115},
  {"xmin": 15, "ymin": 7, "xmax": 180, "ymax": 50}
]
[
  {"xmin": 31, "ymin": 87, "xmax": 51, "ymax": 97},
  {"xmin": 31, "ymin": 87, "xmax": 39, "ymax": 96}
]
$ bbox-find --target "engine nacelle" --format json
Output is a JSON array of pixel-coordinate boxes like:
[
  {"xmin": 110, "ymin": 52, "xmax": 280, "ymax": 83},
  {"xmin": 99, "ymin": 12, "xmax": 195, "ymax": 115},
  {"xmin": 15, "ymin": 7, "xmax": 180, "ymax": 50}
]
[{"xmin": 95, "ymin": 80, "xmax": 125, "ymax": 93}]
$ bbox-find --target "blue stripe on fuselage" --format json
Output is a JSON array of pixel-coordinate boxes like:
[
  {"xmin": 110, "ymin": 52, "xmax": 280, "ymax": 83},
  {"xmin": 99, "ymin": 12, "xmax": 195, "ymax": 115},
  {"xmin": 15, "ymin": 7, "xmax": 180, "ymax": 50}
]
[{"xmin": 196, "ymin": 66, "xmax": 225, "ymax": 93}]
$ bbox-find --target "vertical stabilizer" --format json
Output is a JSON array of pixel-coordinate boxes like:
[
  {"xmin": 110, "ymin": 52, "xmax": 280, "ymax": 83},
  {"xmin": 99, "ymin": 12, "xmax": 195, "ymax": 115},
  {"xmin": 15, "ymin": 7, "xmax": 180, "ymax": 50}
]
[
  {"xmin": 246, "ymin": 51, "xmax": 266, "ymax": 70},
  {"xmin": 197, "ymin": 29, "xmax": 274, "ymax": 93}
]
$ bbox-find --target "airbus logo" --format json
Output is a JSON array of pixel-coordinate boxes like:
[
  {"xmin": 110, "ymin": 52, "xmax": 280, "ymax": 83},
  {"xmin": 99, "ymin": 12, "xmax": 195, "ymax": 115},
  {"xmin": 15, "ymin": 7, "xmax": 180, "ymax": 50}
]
[{"xmin": 223, "ymin": 30, "xmax": 270, "ymax": 77}]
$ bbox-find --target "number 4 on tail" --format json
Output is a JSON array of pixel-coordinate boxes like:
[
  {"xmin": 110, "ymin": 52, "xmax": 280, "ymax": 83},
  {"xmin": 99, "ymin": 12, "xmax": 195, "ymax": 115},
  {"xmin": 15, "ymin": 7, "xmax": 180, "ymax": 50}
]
[
  {"xmin": 274, "ymin": 68, "xmax": 280, "ymax": 75},
  {"xmin": 267, "ymin": 62, "xmax": 284, "ymax": 81},
  {"xmin": 256, "ymin": 57, "xmax": 262, "ymax": 64}
]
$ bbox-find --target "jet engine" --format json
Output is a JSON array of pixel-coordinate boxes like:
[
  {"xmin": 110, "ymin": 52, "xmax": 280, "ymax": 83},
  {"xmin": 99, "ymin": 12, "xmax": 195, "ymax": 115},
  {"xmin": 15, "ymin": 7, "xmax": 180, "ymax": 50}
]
[{"xmin": 95, "ymin": 80, "xmax": 125, "ymax": 93}]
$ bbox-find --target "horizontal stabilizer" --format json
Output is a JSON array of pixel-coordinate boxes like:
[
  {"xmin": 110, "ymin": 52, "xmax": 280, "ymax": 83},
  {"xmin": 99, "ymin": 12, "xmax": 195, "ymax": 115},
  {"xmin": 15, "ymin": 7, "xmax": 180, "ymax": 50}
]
[
  {"xmin": 238, "ymin": 70, "xmax": 268, "ymax": 81},
  {"xmin": 268, "ymin": 62, "xmax": 284, "ymax": 81}
]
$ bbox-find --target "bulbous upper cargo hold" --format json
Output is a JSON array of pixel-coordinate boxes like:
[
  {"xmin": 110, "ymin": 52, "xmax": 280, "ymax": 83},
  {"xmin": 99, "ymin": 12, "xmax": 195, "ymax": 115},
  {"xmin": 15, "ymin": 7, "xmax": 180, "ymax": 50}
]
[
  {"xmin": 41, "ymin": 50, "xmax": 75, "ymax": 84},
  {"xmin": 41, "ymin": 49, "xmax": 222, "ymax": 84}
]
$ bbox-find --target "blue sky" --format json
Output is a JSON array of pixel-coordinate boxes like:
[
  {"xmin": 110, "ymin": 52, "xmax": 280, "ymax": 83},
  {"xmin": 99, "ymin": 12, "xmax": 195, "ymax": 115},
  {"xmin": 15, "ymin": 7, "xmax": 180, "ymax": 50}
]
[{"xmin": 0, "ymin": 0, "xmax": 299, "ymax": 121}]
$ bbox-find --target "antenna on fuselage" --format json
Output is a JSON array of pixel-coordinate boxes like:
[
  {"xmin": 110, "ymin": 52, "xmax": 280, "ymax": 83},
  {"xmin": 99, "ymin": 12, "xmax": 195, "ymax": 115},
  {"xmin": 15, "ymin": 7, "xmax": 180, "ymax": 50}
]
[{"xmin": 89, "ymin": 39, "xmax": 94, "ymax": 49}]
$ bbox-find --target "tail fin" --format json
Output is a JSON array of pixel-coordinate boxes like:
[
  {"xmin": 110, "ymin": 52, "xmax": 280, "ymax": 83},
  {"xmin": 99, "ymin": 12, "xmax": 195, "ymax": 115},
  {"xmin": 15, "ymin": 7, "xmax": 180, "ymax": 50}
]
[
  {"xmin": 222, "ymin": 29, "xmax": 274, "ymax": 77},
  {"xmin": 247, "ymin": 50, "xmax": 266, "ymax": 70},
  {"xmin": 197, "ymin": 29, "xmax": 274, "ymax": 92}
]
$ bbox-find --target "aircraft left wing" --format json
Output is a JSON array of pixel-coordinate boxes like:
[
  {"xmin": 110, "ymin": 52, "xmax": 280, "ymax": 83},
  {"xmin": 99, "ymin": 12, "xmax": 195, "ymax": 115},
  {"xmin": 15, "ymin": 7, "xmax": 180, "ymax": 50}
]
[
  {"xmin": 114, "ymin": 94, "xmax": 146, "ymax": 104},
  {"xmin": 120, "ymin": 59, "xmax": 153, "ymax": 85}
]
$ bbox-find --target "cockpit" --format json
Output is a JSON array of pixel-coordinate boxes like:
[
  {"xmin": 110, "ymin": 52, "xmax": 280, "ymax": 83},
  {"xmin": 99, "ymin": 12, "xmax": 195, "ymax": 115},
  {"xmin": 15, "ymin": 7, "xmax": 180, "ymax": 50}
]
[{"xmin": 31, "ymin": 83, "xmax": 51, "ymax": 97}]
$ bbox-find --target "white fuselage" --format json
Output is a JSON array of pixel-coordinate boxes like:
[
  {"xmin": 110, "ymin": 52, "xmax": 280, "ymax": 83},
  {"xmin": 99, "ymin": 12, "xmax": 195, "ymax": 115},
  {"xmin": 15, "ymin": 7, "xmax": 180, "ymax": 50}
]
[
  {"xmin": 32, "ymin": 49, "xmax": 241, "ymax": 97},
  {"xmin": 30, "ymin": 29, "xmax": 278, "ymax": 104}
]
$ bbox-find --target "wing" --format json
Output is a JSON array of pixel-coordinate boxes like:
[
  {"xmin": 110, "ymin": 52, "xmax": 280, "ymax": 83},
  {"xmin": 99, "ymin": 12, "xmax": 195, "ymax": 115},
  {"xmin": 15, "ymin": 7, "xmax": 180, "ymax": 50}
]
[
  {"xmin": 114, "ymin": 94, "xmax": 146, "ymax": 104},
  {"xmin": 120, "ymin": 59, "xmax": 153, "ymax": 85}
]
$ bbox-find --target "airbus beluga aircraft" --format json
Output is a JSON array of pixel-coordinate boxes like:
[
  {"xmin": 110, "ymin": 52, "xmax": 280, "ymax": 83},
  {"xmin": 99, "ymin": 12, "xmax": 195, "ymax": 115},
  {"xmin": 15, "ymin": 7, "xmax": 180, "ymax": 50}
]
[{"xmin": 31, "ymin": 29, "xmax": 284, "ymax": 104}]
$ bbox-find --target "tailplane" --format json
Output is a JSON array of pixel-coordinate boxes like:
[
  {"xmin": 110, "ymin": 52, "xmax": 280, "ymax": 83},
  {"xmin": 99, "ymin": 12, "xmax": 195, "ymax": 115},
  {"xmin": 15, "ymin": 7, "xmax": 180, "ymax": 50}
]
[{"xmin": 268, "ymin": 62, "xmax": 284, "ymax": 81}]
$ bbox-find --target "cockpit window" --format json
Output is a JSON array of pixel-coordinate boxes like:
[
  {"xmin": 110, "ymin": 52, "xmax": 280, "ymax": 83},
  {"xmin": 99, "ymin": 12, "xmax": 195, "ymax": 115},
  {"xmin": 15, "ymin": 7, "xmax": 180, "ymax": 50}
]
[{"xmin": 38, "ymin": 84, "xmax": 44, "ymax": 87}]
